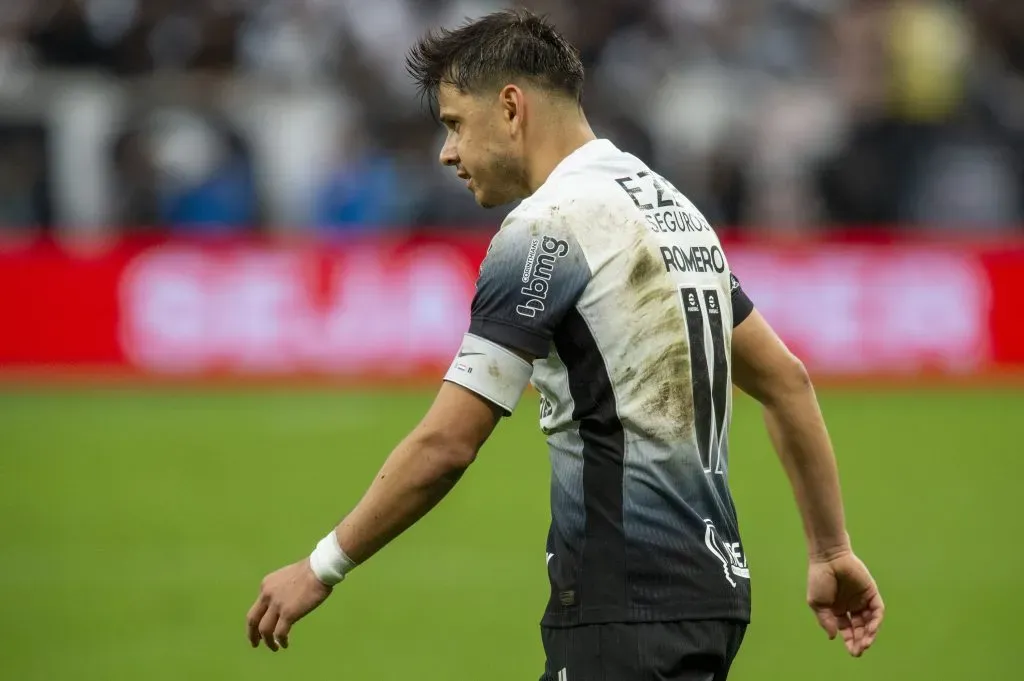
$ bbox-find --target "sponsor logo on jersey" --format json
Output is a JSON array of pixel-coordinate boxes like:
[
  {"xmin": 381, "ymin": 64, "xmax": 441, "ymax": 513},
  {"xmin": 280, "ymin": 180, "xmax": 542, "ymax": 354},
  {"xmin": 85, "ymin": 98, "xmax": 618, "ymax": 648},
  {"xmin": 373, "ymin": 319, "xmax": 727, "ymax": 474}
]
[
  {"xmin": 614, "ymin": 171, "xmax": 712, "ymax": 234},
  {"xmin": 516, "ymin": 236, "xmax": 569, "ymax": 318},
  {"xmin": 644, "ymin": 209, "xmax": 710, "ymax": 234},
  {"xmin": 703, "ymin": 519, "xmax": 749, "ymax": 588}
]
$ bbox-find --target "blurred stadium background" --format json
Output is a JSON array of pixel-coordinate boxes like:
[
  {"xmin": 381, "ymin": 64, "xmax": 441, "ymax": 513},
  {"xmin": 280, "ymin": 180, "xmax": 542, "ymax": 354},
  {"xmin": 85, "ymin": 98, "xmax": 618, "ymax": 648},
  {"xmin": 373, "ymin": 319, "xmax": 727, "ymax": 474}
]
[{"xmin": 1, "ymin": 1, "xmax": 1022, "ymax": 680}]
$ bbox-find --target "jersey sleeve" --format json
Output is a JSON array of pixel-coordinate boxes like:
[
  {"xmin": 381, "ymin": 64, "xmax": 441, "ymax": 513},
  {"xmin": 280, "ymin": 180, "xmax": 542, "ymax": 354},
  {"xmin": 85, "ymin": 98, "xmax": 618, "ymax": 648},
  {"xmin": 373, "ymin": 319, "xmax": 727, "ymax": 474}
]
[
  {"xmin": 443, "ymin": 211, "xmax": 592, "ymax": 415},
  {"xmin": 468, "ymin": 213, "xmax": 591, "ymax": 356},
  {"xmin": 730, "ymin": 272, "xmax": 755, "ymax": 328}
]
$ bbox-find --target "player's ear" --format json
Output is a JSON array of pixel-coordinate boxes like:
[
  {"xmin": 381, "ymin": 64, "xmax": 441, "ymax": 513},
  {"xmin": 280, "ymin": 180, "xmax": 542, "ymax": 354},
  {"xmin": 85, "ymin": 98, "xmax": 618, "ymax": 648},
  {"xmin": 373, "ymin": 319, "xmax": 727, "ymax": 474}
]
[{"xmin": 499, "ymin": 84, "xmax": 524, "ymax": 129}]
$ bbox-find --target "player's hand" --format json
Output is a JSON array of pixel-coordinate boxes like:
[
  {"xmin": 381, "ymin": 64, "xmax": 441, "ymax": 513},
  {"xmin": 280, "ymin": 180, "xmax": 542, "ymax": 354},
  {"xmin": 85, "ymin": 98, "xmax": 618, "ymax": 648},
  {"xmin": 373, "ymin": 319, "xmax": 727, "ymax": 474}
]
[
  {"xmin": 807, "ymin": 551, "xmax": 884, "ymax": 657},
  {"xmin": 246, "ymin": 559, "xmax": 332, "ymax": 651}
]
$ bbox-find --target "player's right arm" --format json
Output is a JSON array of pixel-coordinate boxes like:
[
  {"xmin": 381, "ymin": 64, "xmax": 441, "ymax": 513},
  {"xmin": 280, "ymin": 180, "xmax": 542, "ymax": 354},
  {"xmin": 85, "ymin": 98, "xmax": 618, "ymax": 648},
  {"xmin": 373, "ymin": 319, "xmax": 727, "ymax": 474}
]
[{"xmin": 730, "ymin": 302, "xmax": 884, "ymax": 657}]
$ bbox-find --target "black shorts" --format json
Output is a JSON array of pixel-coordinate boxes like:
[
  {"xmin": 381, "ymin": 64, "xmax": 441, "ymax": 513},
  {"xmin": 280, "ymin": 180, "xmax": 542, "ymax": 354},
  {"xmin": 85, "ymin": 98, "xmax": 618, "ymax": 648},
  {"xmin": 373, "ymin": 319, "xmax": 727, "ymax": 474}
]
[{"xmin": 539, "ymin": 620, "xmax": 747, "ymax": 681}]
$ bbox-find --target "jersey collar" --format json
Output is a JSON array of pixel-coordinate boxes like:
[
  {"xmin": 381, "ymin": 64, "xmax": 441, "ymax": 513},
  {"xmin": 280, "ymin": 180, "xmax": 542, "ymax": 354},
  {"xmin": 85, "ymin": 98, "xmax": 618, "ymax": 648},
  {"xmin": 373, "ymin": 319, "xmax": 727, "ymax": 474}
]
[{"xmin": 543, "ymin": 138, "xmax": 618, "ymax": 186}]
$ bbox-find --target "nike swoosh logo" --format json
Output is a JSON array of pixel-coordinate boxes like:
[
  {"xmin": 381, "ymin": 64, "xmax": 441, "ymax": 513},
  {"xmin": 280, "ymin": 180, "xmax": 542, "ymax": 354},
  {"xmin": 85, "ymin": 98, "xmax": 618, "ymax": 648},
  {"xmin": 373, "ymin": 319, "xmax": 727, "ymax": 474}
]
[
  {"xmin": 546, "ymin": 552, "xmax": 555, "ymax": 565},
  {"xmin": 458, "ymin": 351, "xmax": 486, "ymax": 358}
]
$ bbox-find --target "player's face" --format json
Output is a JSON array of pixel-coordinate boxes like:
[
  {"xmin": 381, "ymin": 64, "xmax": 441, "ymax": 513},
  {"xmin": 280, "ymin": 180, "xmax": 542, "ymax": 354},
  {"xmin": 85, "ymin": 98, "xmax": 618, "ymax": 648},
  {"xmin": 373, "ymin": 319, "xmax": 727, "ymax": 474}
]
[{"xmin": 437, "ymin": 83, "xmax": 528, "ymax": 208}]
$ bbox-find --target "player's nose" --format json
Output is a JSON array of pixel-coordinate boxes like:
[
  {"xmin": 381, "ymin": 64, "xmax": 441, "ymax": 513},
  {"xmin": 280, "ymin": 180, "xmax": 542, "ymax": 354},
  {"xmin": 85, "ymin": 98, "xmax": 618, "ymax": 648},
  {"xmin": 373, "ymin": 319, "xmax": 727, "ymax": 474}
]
[{"xmin": 439, "ymin": 138, "xmax": 458, "ymax": 167}]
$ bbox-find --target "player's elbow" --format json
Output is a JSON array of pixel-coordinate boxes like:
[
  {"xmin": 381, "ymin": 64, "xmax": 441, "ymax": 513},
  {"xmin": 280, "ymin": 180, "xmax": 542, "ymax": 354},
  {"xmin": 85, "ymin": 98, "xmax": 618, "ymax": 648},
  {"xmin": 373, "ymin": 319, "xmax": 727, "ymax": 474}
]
[
  {"xmin": 784, "ymin": 354, "xmax": 812, "ymax": 390},
  {"xmin": 764, "ymin": 353, "xmax": 814, "ymax": 406},
  {"xmin": 413, "ymin": 427, "xmax": 480, "ymax": 475}
]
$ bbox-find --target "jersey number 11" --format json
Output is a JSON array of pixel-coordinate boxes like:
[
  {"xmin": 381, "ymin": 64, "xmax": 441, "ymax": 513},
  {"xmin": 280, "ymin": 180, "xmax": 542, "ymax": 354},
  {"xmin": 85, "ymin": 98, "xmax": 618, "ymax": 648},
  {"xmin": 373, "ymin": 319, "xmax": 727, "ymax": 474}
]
[{"xmin": 680, "ymin": 288, "xmax": 729, "ymax": 475}]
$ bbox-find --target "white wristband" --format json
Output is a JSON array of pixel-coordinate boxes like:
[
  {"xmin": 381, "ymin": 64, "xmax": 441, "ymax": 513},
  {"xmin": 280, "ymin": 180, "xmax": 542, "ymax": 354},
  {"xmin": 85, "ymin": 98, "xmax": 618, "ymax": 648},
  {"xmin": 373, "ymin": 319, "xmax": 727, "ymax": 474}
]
[{"xmin": 308, "ymin": 530, "xmax": 356, "ymax": 586}]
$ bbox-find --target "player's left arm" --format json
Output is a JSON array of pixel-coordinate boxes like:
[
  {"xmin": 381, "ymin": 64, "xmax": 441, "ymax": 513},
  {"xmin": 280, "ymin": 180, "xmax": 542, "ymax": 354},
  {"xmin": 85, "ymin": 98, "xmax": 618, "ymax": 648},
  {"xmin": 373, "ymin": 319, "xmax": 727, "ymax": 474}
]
[
  {"xmin": 246, "ymin": 211, "xmax": 589, "ymax": 652},
  {"xmin": 728, "ymin": 272, "xmax": 883, "ymax": 657}
]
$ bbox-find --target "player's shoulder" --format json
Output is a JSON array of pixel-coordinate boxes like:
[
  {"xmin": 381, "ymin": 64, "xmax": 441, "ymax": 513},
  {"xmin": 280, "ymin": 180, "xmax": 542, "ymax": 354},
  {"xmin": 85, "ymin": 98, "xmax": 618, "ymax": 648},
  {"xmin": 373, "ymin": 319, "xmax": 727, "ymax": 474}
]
[
  {"xmin": 486, "ymin": 198, "xmax": 579, "ymax": 270},
  {"xmin": 500, "ymin": 172, "xmax": 633, "ymax": 242},
  {"xmin": 497, "ymin": 191, "xmax": 572, "ymax": 244}
]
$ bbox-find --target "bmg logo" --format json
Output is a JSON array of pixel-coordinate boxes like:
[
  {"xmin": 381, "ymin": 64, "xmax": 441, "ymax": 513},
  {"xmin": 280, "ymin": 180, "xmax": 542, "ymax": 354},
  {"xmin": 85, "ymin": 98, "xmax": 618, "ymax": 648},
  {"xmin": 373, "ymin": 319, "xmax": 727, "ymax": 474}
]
[{"xmin": 516, "ymin": 236, "xmax": 569, "ymax": 318}]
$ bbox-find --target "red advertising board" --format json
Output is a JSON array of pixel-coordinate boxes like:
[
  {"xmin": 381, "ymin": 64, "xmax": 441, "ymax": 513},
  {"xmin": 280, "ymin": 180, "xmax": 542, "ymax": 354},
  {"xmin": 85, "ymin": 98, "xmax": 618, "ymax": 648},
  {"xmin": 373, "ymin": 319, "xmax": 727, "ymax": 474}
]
[{"xmin": 0, "ymin": 232, "xmax": 1022, "ymax": 383}]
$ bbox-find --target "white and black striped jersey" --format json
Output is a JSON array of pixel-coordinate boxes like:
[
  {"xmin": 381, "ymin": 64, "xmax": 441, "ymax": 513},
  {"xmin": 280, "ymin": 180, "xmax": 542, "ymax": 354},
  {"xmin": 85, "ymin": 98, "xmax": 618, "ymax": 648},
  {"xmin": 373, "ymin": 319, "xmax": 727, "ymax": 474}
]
[{"xmin": 444, "ymin": 139, "xmax": 755, "ymax": 627}]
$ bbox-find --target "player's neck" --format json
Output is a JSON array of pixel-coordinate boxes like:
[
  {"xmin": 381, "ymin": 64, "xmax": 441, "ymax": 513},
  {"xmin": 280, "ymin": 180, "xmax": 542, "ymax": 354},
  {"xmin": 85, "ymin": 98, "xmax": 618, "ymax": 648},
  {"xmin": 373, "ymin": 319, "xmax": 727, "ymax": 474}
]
[{"xmin": 525, "ymin": 117, "xmax": 597, "ymax": 195}]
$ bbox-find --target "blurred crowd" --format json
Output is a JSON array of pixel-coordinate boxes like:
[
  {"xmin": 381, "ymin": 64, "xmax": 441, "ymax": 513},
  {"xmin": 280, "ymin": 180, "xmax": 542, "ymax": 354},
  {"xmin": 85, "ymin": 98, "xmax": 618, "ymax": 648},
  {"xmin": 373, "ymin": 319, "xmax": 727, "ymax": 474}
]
[{"xmin": 0, "ymin": 0, "xmax": 1023, "ymax": 235}]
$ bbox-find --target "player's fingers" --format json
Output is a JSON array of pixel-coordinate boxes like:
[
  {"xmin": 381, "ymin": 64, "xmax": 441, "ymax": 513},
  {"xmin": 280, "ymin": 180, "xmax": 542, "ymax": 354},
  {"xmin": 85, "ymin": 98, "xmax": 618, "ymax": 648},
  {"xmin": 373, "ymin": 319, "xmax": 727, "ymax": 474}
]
[
  {"xmin": 246, "ymin": 596, "xmax": 269, "ymax": 648},
  {"xmin": 866, "ymin": 592, "xmax": 885, "ymax": 635},
  {"xmin": 860, "ymin": 624, "xmax": 877, "ymax": 652},
  {"xmin": 849, "ymin": 611, "xmax": 867, "ymax": 656},
  {"xmin": 274, "ymin": 613, "xmax": 293, "ymax": 650},
  {"xmin": 835, "ymin": 612, "xmax": 856, "ymax": 655},
  {"xmin": 259, "ymin": 607, "xmax": 281, "ymax": 652},
  {"xmin": 813, "ymin": 608, "xmax": 838, "ymax": 639},
  {"xmin": 858, "ymin": 593, "xmax": 885, "ymax": 651}
]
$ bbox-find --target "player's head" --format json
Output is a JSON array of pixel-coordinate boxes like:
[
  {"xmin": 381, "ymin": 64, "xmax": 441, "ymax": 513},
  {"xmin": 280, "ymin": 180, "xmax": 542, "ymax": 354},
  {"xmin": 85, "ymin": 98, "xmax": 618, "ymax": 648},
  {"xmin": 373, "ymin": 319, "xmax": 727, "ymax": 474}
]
[{"xmin": 406, "ymin": 9, "xmax": 586, "ymax": 208}]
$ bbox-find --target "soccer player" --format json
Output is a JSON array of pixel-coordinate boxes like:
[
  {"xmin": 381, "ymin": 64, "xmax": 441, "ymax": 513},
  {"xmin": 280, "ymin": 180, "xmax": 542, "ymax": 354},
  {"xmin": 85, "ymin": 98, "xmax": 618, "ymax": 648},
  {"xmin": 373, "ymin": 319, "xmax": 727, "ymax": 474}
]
[{"xmin": 246, "ymin": 9, "xmax": 884, "ymax": 679}]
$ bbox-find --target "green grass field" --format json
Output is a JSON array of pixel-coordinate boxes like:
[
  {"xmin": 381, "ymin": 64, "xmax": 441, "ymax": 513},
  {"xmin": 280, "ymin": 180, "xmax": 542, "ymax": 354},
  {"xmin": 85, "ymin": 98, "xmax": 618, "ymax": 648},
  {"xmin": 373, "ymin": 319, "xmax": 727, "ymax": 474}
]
[{"xmin": 1, "ymin": 385, "xmax": 1021, "ymax": 680}]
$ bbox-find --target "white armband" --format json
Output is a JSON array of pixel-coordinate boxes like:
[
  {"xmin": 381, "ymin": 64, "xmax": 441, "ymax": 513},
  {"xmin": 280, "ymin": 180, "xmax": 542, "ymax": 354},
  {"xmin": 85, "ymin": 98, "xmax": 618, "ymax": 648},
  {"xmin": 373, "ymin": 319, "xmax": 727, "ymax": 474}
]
[
  {"xmin": 309, "ymin": 530, "xmax": 356, "ymax": 586},
  {"xmin": 443, "ymin": 333, "xmax": 533, "ymax": 415}
]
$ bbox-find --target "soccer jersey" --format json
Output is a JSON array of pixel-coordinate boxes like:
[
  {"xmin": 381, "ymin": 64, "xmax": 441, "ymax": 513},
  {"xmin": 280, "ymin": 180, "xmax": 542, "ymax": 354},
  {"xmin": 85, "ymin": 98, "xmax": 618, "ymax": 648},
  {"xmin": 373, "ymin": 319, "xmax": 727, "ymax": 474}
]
[{"xmin": 444, "ymin": 139, "xmax": 755, "ymax": 627}]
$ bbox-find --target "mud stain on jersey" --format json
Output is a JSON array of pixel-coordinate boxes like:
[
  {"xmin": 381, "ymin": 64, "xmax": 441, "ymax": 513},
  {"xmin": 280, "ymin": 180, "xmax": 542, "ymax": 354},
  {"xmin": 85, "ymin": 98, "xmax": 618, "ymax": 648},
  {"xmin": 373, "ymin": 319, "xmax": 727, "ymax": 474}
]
[
  {"xmin": 635, "ymin": 285, "xmax": 676, "ymax": 310},
  {"xmin": 625, "ymin": 334, "xmax": 693, "ymax": 441},
  {"xmin": 633, "ymin": 340, "xmax": 692, "ymax": 441},
  {"xmin": 627, "ymin": 245, "xmax": 660, "ymax": 289},
  {"xmin": 628, "ymin": 245, "xmax": 674, "ymax": 313},
  {"xmin": 620, "ymin": 242, "xmax": 694, "ymax": 442}
]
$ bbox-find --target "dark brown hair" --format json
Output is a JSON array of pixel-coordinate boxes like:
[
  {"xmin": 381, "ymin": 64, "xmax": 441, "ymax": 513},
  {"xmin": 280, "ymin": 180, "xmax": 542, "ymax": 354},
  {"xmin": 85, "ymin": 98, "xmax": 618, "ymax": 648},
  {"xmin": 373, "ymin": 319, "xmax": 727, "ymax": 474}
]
[{"xmin": 406, "ymin": 8, "xmax": 585, "ymax": 113}]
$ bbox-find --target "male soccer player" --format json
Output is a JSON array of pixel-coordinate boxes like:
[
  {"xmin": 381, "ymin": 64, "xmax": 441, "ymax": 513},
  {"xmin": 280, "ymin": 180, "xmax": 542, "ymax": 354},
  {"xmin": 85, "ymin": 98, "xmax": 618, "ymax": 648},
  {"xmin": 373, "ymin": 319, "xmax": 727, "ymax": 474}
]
[{"xmin": 246, "ymin": 10, "xmax": 884, "ymax": 679}]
